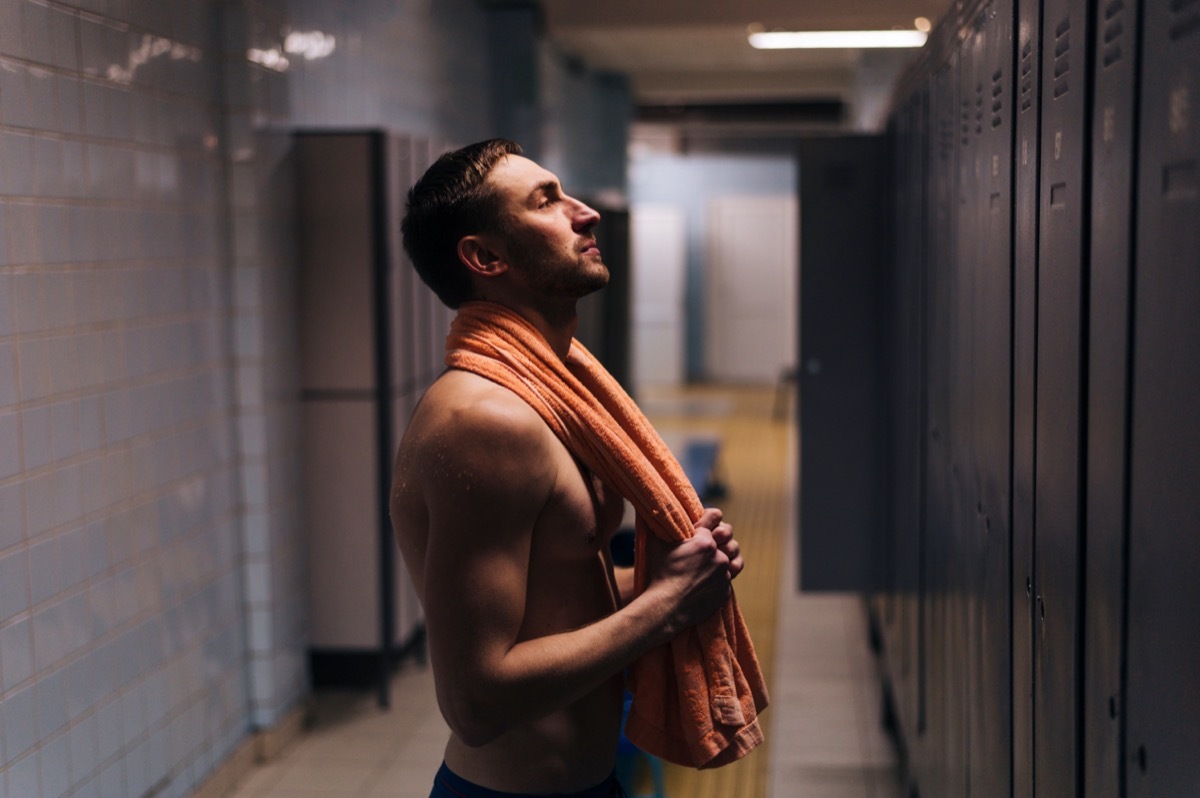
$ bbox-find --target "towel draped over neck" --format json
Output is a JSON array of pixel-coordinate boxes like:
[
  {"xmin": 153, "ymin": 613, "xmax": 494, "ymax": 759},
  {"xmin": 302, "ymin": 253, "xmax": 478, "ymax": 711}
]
[{"xmin": 443, "ymin": 301, "xmax": 769, "ymax": 769}]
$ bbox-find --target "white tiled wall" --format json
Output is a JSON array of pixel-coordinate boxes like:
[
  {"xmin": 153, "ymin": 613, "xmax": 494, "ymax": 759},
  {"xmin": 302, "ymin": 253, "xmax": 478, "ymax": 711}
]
[
  {"xmin": 220, "ymin": 0, "xmax": 304, "ymax": 731},
  {"xmin": 0, "ymin": 1, "xmax": 246, "ymax": 796},
  {"xmin": 0, "ymin": 0, "xmax": 629, "ymax": 796}
]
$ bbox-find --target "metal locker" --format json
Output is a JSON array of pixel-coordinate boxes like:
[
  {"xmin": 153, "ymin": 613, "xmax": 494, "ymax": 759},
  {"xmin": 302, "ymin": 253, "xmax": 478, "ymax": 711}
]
[
  {"xmin": 942, "ymin": 26, "xmax": 980, "ymax": 798},
  {"xmin": 296, "ymin": 132, "xmax": 389, "ymax": 703},
  {"xmin": 884, "ymin": 87, "xmax": 928, "ymax": 754},
  {"xmin": 1011, "ymin": 2, "xmax": 1043, "ymax": 795},
  {"xmin": 1033, "ymin": 0, "xmax": 1091, "ymax": 794},
  {"xmin": 965, "ymin": 2, "xmax": 1016, "ymax": 794},
  {"xmin": 877, "ymin": 79, "xmax": 939, "ymax": 790},
  {"xmin": 1084, "ymin": 0, "xmax": 1141, "ymax": 794},
  {"xmin": 1125, "ymin": 0, "xmax": 1200, "ymax": 793},
  {"xmin": 880, "ymin": 114, "xmax": 902, "ymax": 641},
  {"xmin": 908, "ymin": 88, "xmax": 931, "ymax": 754},
  {"xmin": 297, "ymin": 131, "xmax": 429, "ymax": 706},
  {"xmin": 797, "ymin": 135, "xmax": 888, "ymax": 592},
  {"xmin": 920, "ymin": 55, "xmax": 960, "ymax": 798}
]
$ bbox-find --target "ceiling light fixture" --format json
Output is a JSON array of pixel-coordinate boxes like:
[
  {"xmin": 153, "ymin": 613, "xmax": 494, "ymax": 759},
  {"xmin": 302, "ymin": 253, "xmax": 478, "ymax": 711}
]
[{"xmin": 748, "ymin": 29, "xmax": 929, "ymax": 49}]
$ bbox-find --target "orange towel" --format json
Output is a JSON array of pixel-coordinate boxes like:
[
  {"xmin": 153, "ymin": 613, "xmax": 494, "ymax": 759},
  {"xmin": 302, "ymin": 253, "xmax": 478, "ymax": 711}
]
[{"xmin": 444, "ymin": 301, "xmax": 769, "ymax": 769}]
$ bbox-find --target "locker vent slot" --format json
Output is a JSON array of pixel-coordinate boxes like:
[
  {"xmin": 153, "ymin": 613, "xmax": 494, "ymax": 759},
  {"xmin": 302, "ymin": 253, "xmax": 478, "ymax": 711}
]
[
  {"xmin": 992, "ymin": 68, "xmax": 1004, "ymax": 127},
  {"xmin": 1103, "ymin": 1, "xmax": 1125, "ymax": 67},
  {"xmin": 940, "ymin": 112, "xmax": 956, "ymax": 160},
  {"xmin": 1170, "ymin": 0, "xmax": 1200, "ymax": 39},
  {"xmin": 976, "ymin": 84, "xmax": 985, "ymax": 134},
  {"xmin": 1054, "ymin": 16, "xmax": 1071, "ymax": 98},
  {"xmin": 1020, "ymin": 38, "xmax": 1034, "ymax": 112},
  {"xmin": 962, "ymin": 99, "xmax": 972, "ymax": 145}
]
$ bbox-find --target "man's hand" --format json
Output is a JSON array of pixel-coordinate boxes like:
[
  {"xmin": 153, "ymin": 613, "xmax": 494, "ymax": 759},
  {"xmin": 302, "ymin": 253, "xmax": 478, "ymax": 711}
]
[
  {"xmin": 643, "ymin": 507, "xmax": 743, "ymax": 635},
  {"xmin": 695, "ymin": 508, "xmax": 744, "ymax": 580}
]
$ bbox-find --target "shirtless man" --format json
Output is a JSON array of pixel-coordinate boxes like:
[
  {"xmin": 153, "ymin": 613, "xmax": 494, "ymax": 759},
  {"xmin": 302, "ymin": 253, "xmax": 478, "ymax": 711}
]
[{"xmin": 391, "ymin": 139, "xmax": 743, "ymax": 797}]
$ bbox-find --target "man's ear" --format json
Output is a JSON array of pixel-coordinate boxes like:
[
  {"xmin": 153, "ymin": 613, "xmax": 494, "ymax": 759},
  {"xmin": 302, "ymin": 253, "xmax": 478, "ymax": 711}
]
[{"xmin": 457, "ymin": 235, "xmax": 508, "ymax": 278}]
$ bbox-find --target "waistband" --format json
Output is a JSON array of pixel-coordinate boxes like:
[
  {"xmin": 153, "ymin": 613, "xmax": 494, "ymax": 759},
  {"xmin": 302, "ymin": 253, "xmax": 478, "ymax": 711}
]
[{"xmin": 431, "ymin": 761, "xmax": 625, "ymax": 798}]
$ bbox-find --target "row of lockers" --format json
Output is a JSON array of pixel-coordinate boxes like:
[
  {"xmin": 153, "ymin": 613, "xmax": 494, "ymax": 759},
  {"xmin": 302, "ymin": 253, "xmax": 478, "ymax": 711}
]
[{"xmin": 873, "ymin": 0, "xmax": 1198, "ymax": 795}]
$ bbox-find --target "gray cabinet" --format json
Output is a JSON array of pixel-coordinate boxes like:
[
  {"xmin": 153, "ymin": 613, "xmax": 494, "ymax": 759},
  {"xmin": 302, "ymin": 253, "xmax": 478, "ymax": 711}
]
[{"xmin": 295, "ymin": 131, "xmax": 447, "ymax": 703}]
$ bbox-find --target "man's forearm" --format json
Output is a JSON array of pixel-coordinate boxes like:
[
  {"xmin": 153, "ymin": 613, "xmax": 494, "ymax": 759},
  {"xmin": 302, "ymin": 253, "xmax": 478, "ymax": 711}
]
[{"xmin": 440, "ymin": 586, "xmax": 676, "ymax": 747}]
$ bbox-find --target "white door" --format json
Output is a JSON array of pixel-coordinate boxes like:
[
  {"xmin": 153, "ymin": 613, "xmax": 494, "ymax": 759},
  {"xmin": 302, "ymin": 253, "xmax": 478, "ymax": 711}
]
[
  {"xmin": 630, "ymin": 204, "xmax": 687, "ymax": 392},
  {"xmin": 705, "ymin": 195, "xmax": 798, "ymax": 382}
]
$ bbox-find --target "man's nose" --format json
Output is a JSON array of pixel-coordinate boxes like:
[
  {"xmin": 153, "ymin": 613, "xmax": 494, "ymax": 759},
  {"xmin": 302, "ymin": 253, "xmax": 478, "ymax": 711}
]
[{"xmin": 570, "ymin": 197, "xmax": 601, "ymax": 231}]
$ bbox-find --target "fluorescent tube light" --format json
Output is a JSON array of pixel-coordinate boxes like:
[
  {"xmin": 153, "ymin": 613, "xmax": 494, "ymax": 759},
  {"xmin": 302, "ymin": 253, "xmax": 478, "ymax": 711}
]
[{"xmin": 748, "ymin": 30, "xmax": 929, "ymax": 49}]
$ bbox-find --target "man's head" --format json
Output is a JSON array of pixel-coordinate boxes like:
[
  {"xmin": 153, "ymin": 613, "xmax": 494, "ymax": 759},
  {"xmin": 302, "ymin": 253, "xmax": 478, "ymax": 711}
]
[
  {"xmin": 401, "ymin": 139, "xmax": 607, "ymax": 310},
  {"xmin": 401, "ymin": 139, "xmax": 524, "ymax": 309}
]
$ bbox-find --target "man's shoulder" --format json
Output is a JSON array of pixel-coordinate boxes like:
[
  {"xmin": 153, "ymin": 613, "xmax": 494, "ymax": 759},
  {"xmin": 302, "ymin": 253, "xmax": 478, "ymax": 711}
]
[
  {"xmin": 407, "ymin": 369, "xmax": 556, "ymax": 468},
  {"xmin": 428, "ymin": 368, "xmax": 546, "ymax": 430}
]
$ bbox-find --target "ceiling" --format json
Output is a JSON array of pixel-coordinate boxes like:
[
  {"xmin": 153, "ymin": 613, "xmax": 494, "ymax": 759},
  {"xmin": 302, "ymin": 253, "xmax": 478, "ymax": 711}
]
[{"xmin": 526, "ymin": 0, "xmax": 957, "ymax": 140}]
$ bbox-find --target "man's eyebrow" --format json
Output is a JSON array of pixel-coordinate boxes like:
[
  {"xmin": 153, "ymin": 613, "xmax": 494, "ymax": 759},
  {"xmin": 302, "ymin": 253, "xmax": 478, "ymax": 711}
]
[{"xmin": 527, "ymin": 180, "xmax": 560, "ymax": 202}]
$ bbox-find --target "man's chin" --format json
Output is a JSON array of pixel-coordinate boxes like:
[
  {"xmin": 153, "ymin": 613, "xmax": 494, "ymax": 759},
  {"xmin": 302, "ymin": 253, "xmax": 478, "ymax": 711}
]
[
  {"xmin": 572, "ymin": 258, "xmax": 610, "ymax": 293},
  {"xmin": 583, "ymin": 265, "xmax": 611, "ymax": 294}
]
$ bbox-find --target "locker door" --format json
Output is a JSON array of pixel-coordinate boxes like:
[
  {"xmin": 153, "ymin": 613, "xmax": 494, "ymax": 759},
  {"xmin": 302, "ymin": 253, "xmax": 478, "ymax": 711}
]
[
  {"xmin": 1084, "ymin": 0, "xmax": 1140, "ymax": 794},
  {"xmin": 883, "ymin": 87, "xmax": 927, "ymax": 754},
  {"xmin": 797, "ymin": 136, "xmax": 888, "ymax": 592},
  {"xmin": 967, "ymin": 2, "xmax": 1016, "ymax": 794},
  {"xmin": 297, "ymin": 131, "xmax": 402, "ymax": 707},
  {"xmin": 1033, "ymin": 0, "xmax": 1091, "ymax": 795},
  {"xmin": 1011, "ymin": 2, "xmax": 1043, "ymax": 795},
  {"xmin": 945, "ymin": 29, "xmax": 979, "ymax": 798},
  {"xmin": 920, "ymin": 56, "xmax": 959, "ymax": 798},
  {"xmin": 1125, "ymin": 0, "xmax": 1200, "ymax": 794}
]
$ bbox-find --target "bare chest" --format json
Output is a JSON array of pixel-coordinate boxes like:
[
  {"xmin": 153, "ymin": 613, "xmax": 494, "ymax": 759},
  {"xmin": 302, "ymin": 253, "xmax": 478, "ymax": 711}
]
[{"xmin": 535, "ymin": 445, "xmax": 627, "ymax": 560}]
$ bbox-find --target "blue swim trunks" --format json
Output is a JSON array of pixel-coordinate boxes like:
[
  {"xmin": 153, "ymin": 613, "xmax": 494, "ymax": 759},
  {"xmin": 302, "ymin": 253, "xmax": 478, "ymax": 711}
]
[{"xmin": 429, "ymin": 761, "xmax": 627, "ymax": 797}]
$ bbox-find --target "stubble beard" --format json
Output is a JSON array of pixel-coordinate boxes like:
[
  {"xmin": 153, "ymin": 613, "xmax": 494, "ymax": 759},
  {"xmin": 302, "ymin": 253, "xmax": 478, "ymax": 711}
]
[{"xmin": 511, "ymin": 238, "xmax": 610, "ymax": 300}]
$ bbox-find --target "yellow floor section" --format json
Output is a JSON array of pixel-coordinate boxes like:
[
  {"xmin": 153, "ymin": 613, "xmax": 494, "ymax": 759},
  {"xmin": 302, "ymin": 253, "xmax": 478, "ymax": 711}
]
[{"xmin": 636, "ymin": 384, "xmax": 793, "ymax": 798}]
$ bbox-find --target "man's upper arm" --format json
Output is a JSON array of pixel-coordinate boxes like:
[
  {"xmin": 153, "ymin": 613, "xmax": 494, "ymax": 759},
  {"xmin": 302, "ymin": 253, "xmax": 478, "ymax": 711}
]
[{"xmin": 417, "ymin": 393, "xmax": 556, "ymax": 703}]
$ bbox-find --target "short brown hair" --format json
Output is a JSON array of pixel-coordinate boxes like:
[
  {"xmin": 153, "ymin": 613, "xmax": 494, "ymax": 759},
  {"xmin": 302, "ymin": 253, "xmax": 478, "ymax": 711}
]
[{"xmin": 400, "ymin": 139, "xmax": 524, "ymax": 308}]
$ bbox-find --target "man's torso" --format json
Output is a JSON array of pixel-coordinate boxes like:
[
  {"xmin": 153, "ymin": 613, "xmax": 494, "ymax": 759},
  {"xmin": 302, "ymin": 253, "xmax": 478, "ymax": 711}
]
[{"xmin": 391, "ymin": 368, "xmax": 628, "ymax": 791}]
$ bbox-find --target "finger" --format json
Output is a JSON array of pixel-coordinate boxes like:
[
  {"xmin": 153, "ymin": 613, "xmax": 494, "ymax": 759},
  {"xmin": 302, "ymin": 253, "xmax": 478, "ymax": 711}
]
[
  {"xmin": 728, "ymin": 556, "xmax": 745, "ymax": 579},
  {"xmin": 711, "ymin": 522, "xmax": 733, "ymax": 545},
  {"xmin": 690, "ymin": 527, "xmax": 718, "ymax": 552},
  {"xmin": 696, "ymin": 508, "xmax": 724, "ymax": 530}
]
